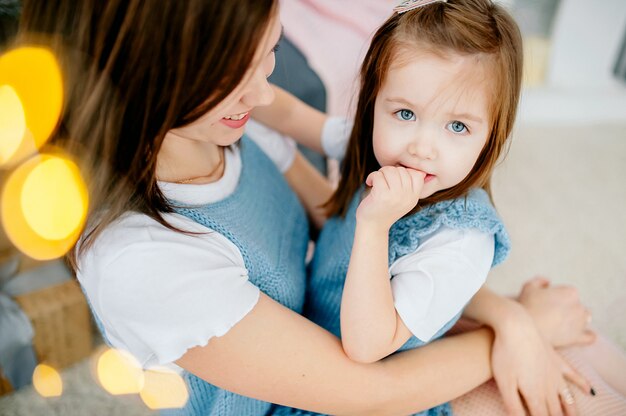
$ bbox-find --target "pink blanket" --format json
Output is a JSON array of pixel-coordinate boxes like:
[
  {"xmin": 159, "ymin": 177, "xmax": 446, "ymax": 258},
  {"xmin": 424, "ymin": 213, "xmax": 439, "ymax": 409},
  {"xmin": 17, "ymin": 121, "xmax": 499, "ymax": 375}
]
[{"xmin": 280, "ymin": 0, "xmax": 396, "ymax": 116}]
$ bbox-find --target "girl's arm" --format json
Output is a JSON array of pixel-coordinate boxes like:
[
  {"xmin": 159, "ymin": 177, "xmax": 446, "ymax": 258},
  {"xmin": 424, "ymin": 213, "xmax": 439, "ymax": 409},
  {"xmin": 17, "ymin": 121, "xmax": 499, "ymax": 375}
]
[
  {"xmin": 340, "ymin": 166, "xmax": 425, "ymax": 362},
  {"xmin": 176, "ymin": 293, "xmax": 495, "ymax": 416}
]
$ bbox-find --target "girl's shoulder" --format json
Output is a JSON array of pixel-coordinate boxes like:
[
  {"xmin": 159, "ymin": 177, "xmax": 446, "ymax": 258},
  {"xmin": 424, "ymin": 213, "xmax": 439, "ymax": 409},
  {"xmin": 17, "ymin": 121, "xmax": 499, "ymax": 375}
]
[{"xmin": 390, "ymin": 188, "xmax": 510, "ymax": 265}]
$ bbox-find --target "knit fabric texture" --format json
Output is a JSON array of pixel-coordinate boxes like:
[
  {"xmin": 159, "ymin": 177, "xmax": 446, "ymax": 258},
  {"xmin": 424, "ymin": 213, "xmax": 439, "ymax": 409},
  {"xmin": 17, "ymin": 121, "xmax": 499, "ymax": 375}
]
[
  {"xmin": 303, "ymin": 187, "xmax": 511, "ymax": 416},
  {"xmin": 168, "ymin": 137, "xmax": 310, "ymax": 416},
  {"xmin": 83, "ymin": 137, "xmax": 309, "ymax": 416}
]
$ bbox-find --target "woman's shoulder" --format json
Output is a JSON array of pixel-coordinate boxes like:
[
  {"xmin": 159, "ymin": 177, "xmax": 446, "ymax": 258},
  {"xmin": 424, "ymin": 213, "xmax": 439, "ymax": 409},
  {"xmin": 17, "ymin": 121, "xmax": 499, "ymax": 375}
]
[
  {"xmin": 79, "ymin": 211, "xmax": 246, "ymax": 276},
  {"xmin": 77, "ymin": 211, "xmax": 258, "ymax": 369}
]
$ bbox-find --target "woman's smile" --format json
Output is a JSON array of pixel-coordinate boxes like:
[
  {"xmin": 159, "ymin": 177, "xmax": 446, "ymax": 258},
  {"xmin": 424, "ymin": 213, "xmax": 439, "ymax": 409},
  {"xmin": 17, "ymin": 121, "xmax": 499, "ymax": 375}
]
[{"xmin": 220, "ymin": 111, "xmax": 251, "ymax": 128}]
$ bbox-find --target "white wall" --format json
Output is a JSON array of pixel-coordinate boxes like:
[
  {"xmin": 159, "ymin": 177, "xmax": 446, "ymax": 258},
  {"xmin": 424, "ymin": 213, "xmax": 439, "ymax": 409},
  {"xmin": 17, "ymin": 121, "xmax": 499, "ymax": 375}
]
[{"xmin": 517, "ymin": 0, "xmax": 626, "ymax": 124}]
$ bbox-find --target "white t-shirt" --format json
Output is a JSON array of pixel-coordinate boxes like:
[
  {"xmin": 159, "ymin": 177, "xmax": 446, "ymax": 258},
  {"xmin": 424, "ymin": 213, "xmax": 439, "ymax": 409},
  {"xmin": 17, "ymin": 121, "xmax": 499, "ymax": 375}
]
[
  {"xmin": 78, "ymin": 143, "xmax": 493, "ymax": 372},
  {"xmin": 390, "ymin": 228, "xmax": 493, "ymax": 343},
  {"xmin": 78, "ymin": 148, "xmax": 259, "ymax": 372}
]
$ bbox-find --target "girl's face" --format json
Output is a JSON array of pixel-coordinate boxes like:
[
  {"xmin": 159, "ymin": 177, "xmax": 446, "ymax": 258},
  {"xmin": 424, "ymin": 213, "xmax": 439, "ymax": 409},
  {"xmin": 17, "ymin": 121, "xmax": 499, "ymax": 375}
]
[
  {"xmin": 168, "ymin": 14, "xmax": 282, "ymax": 146},
  {"xmin": 372, "ymin": 50, "xmax": 492, "ymax": 199}
]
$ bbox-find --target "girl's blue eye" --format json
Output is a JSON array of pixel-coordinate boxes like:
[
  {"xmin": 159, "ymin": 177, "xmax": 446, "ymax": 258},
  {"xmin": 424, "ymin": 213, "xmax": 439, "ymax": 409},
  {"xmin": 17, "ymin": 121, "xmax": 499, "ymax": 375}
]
[
  {"xmin": 447, "ymin": 120, "xmax": 468, "ymax": 134},
  {"xmin": 395, "ymin": 109, "xmax": 415, "ymax": 121}
]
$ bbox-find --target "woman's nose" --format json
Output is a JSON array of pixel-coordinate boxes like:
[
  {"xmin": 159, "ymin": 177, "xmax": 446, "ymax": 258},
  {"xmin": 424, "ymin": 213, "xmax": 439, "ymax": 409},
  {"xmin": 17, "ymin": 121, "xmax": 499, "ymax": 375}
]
[{"xmin": 241, "ymin": 68, "xmax": 275, "ymax": 108}]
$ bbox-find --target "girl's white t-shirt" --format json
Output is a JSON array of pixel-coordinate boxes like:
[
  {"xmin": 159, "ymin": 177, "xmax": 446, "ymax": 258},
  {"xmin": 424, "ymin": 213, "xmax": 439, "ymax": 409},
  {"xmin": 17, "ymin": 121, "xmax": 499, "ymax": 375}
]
[{"xmin": 77, "ymin": 144, "xmax": 493, "ymax": 372}]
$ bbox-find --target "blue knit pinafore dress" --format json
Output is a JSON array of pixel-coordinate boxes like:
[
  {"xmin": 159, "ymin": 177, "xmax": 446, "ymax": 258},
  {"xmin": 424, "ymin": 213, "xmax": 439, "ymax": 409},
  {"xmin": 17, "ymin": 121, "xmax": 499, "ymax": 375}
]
[{"xmin": 303, "ymin": 187, "xmax": 511, "ymax": 416}]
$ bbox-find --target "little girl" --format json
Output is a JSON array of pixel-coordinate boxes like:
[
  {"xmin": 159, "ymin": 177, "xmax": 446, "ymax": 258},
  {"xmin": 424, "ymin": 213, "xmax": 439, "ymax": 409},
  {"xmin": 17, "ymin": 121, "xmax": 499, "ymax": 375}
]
[
  {"xmin": 309, "ymin": 0, "xmax": 518, "ymax": 356},
  {"xmin": 305, "ymin": 0, "xmax": 569, "ymax": 414}
]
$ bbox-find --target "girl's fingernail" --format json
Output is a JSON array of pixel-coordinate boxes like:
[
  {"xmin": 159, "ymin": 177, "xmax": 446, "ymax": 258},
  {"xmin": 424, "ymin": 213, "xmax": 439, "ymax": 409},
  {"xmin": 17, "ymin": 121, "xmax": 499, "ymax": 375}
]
[{"xmin": 590, "ymin": 387, "xmax": 596, "ymax": 396}]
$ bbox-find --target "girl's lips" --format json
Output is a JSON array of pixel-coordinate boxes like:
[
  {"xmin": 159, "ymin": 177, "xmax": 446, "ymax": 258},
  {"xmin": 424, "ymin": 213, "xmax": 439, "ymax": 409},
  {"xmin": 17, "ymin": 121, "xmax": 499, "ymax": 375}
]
[
  {"xmin": 398, "ymin": 164, "xmax": 435, "ymax": 182},
  {"xmin": 220, "ymin": 112, "xmax": 250, "ymax": 129}
]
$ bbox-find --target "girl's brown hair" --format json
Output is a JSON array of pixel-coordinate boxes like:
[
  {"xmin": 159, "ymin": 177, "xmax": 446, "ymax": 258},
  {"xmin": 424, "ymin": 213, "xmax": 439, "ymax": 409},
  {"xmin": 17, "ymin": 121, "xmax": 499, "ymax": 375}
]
[
  {"xmin": 18, "ymin": 0, "xmax": 278, "ymax": 270},
  {"xmin": 326, "ymin": 0, "xmax": 523, "ymax": 217}
]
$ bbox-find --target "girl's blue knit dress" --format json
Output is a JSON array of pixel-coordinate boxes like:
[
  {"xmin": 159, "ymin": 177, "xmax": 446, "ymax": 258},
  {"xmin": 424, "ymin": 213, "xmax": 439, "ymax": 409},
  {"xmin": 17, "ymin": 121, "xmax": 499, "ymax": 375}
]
[{"xmin": 299, "ymin": 186, "xmax": 511, "ymax": 416}]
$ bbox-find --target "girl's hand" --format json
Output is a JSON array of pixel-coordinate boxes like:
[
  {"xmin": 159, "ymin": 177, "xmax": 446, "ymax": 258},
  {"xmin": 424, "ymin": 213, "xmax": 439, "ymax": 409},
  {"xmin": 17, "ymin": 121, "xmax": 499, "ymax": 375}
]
[
  {"xmin": 357, "ymin": 166, "xmax": 425, "ymax": 229},
  {"xmin": 491, "ymin": 306, "xmax": 592, "ymax": 416},
  {"xmin": 517, "ymin": 277, "xmax": 595, "ymax": 348}
]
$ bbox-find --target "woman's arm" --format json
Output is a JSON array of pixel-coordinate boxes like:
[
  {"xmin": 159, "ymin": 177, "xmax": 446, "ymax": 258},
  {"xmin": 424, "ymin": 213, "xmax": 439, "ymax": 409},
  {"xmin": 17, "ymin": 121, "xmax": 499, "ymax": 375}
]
[
  {"xmin": 283, "ymin": 151, "xmax": 334, "ymax": 229},
  {"xmin": 464, "ymin": 285, "xmax": 592, "ymax": 415},
  {"xmin": 176, "ymin": 293, "xmax": 495, "ymax": 416},
  {"xmin": 245, "ymin": 121, "xmax": 334, "ymax": 229},
  {"xmin": 251, "ymin": 84, "xmax": 326, "ymax": 154}
]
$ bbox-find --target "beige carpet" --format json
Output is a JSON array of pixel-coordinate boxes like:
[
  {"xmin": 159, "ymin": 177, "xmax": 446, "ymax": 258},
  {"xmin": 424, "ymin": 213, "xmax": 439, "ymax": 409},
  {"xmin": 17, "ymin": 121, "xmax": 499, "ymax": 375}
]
[
  {"xmin": 488, "ymin": 123, "xmax": 626, "ymax": 350},
  {"xmin": 1, "ymin": 122, "xmax": 624, "ymax": 415}
]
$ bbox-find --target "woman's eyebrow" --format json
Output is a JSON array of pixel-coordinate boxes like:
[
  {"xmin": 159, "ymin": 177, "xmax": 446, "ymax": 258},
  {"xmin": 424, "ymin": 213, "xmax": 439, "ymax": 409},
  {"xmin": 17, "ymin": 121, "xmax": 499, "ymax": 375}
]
[{"xmin": 271, "ymin": 25, "xmax": 284, "ymax": 51}]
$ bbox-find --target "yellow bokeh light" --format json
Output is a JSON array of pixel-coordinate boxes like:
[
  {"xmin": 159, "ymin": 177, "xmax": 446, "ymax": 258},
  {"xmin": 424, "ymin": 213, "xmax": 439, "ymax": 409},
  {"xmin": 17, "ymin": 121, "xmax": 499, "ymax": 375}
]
[
  {"xmin": 140, "ymin": 367, "xmax": 189, "ymax": 410},
  {"xmin": 96, "ymin": 348, "xmax": 145, "ymax": 395},
  {"xmin": 0, "ymin": 46, "xmax": 63, "ymax": 166},
  {"xmin": 1, "ymin": 154, "xmax": 88, "ymax": 260},
  {"xmin": 32, "ymin": 364, "xmax": 63, "ymax": 398},
  {"xmin": 21, "ymin": 157, "xmax": 88, "ymax": 240},
  {"xmin": 0, "ymin": 85, "xmax": 26, "ymax": 165}
]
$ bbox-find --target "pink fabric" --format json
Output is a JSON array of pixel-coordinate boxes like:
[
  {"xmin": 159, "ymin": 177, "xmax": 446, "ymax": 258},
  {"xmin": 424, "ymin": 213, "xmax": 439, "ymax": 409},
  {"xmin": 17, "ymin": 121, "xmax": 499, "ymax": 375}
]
[{"xmin": 280, "ymin": 0, "xmax": 397, "ymax": 115}]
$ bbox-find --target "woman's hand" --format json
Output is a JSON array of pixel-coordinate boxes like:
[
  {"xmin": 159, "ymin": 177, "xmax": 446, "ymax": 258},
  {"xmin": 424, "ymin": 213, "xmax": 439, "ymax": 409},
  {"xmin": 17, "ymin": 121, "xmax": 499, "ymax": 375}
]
[
  {"xmin": 517, "ymin": 277, "xmax": 596, "ymax": 348},
  {"xmin": 491, "ymin": 305, "xmax": 592, "ymax": 416}
]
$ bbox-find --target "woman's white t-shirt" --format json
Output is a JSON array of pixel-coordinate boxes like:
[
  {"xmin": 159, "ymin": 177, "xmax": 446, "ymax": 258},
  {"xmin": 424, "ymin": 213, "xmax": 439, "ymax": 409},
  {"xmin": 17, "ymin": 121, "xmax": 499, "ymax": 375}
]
[
  {"xmin": 77, "ymin": 144, "xmax": 493, "ymax": 372},
  {"xmin": 78, "ymin": 148, "xmax": 259, "ymax": 372}
]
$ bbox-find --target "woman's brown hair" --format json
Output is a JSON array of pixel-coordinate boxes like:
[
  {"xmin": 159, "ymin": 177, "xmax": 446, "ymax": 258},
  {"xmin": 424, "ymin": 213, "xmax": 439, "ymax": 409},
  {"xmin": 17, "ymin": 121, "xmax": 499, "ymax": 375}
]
[
  {"xmin": 326, "ymin": 0, "xmax": 523, "ymax": 218},
  {"xmin": 17, "ymin": 0, "xmax": 278, "ymax": 270}
]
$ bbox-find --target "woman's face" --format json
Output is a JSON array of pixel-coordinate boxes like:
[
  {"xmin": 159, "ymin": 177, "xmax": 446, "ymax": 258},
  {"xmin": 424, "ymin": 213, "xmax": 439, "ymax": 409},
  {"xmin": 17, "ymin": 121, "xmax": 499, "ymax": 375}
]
[{"xmin": 168, "ymin": 14, "xmax": 282, "ymax": 146}]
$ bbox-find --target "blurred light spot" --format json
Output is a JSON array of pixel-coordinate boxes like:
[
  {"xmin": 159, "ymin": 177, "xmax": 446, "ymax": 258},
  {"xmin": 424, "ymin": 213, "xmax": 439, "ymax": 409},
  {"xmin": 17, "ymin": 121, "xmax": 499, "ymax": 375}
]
[
  {"xmin": 1, "ymin": 154, "xmax": 88, "ymax": 260},
  {"xmin": 0, "ymin": 85, "xmax": 26, "ymax": 165},
  {"xmin": 32, "ymin": 364, "xmax": 63, "ymax": 397},
  {"xmin": 140, "ymin": 367, "xmax": 189, "ymax": 410},
  {"xmin": 0, "ymin": 46, "xmax": 63, "ymax": 166},
  {"xmin": 21, "ymin": 157, "xmax": 87, "ymax": 240},
  {"xmin": 96, "ymin": 348, "xmax": 145, "ymax": 395}
]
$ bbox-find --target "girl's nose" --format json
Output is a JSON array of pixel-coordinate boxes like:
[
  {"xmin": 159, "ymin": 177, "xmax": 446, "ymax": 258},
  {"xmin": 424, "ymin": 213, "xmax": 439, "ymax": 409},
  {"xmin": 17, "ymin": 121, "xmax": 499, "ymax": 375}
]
[{"xmin": 408, "ymin": 132, "xmax": 437, "ymax": 160}]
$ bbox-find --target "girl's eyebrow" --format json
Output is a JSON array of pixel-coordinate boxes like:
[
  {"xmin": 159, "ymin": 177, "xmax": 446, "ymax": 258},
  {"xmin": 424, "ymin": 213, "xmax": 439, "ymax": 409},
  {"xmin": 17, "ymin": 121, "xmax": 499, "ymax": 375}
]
[
  {"xmin": 448, "ymin": 112, "xmax": 484, "ymax": 123},
  {"xmin": 386, "ymin": 97, "xmax": 417, "ymax": 108}
]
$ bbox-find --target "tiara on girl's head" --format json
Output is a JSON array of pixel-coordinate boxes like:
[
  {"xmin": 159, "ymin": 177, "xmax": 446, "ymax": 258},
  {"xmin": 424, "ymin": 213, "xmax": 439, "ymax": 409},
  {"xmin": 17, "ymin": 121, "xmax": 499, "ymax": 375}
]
[{"xmin": 393, "ymin": 0, "xmax": 448, "ymax": 14}]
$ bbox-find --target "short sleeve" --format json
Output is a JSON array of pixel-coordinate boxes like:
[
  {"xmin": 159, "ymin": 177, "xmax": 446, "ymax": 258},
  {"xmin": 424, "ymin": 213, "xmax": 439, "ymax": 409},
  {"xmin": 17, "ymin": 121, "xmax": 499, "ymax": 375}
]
[
  {"xmin": 389, "ymin": 227, "xmax": 494, "ymax": 342},
  {"xmin": 78, "ymin": 213, "xmax": 259, "ymax": 368}
]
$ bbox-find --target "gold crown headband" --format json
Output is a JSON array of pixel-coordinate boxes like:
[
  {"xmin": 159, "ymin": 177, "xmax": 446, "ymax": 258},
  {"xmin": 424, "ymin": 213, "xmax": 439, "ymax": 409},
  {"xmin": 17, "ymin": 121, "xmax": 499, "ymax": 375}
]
[{"xmin": 394, "ymin": 0, "xmax": 448, "ymax": 14}]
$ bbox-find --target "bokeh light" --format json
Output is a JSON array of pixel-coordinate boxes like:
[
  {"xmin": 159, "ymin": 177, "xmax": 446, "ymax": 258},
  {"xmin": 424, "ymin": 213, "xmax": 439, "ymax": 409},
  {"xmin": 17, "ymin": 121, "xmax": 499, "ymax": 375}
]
[
  {"xmin": 96, "ymin": 348, "xmax": 145, "ymax": 395},
  {"xmin": 21, "ymin": 157, "xmax": 87, "ymax": 240},
  {"xmin": 0, "ymin": 85, "xmax": 26, "ymax": 165},
  {"xmin": 140, "ymin": 367, "xmax": 189, "ymax": 410},
  {"xmin": 1, "ymin": 154, "xmax": 88, "ymax": 260},
  {"xmin": 0, "ymin": 46, "xmax": 63, "ymax": 167},
  {"xmin": 32, "ymin": 364, "xmax": 63, "ymax": 398}
]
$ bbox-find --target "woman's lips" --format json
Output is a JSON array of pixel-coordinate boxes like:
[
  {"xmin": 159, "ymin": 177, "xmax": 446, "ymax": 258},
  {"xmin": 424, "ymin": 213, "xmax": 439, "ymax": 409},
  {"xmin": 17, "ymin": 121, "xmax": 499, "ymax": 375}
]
[{"xmin": 220, "ymin": 112, "xmax": 250, "ymax": 129}]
